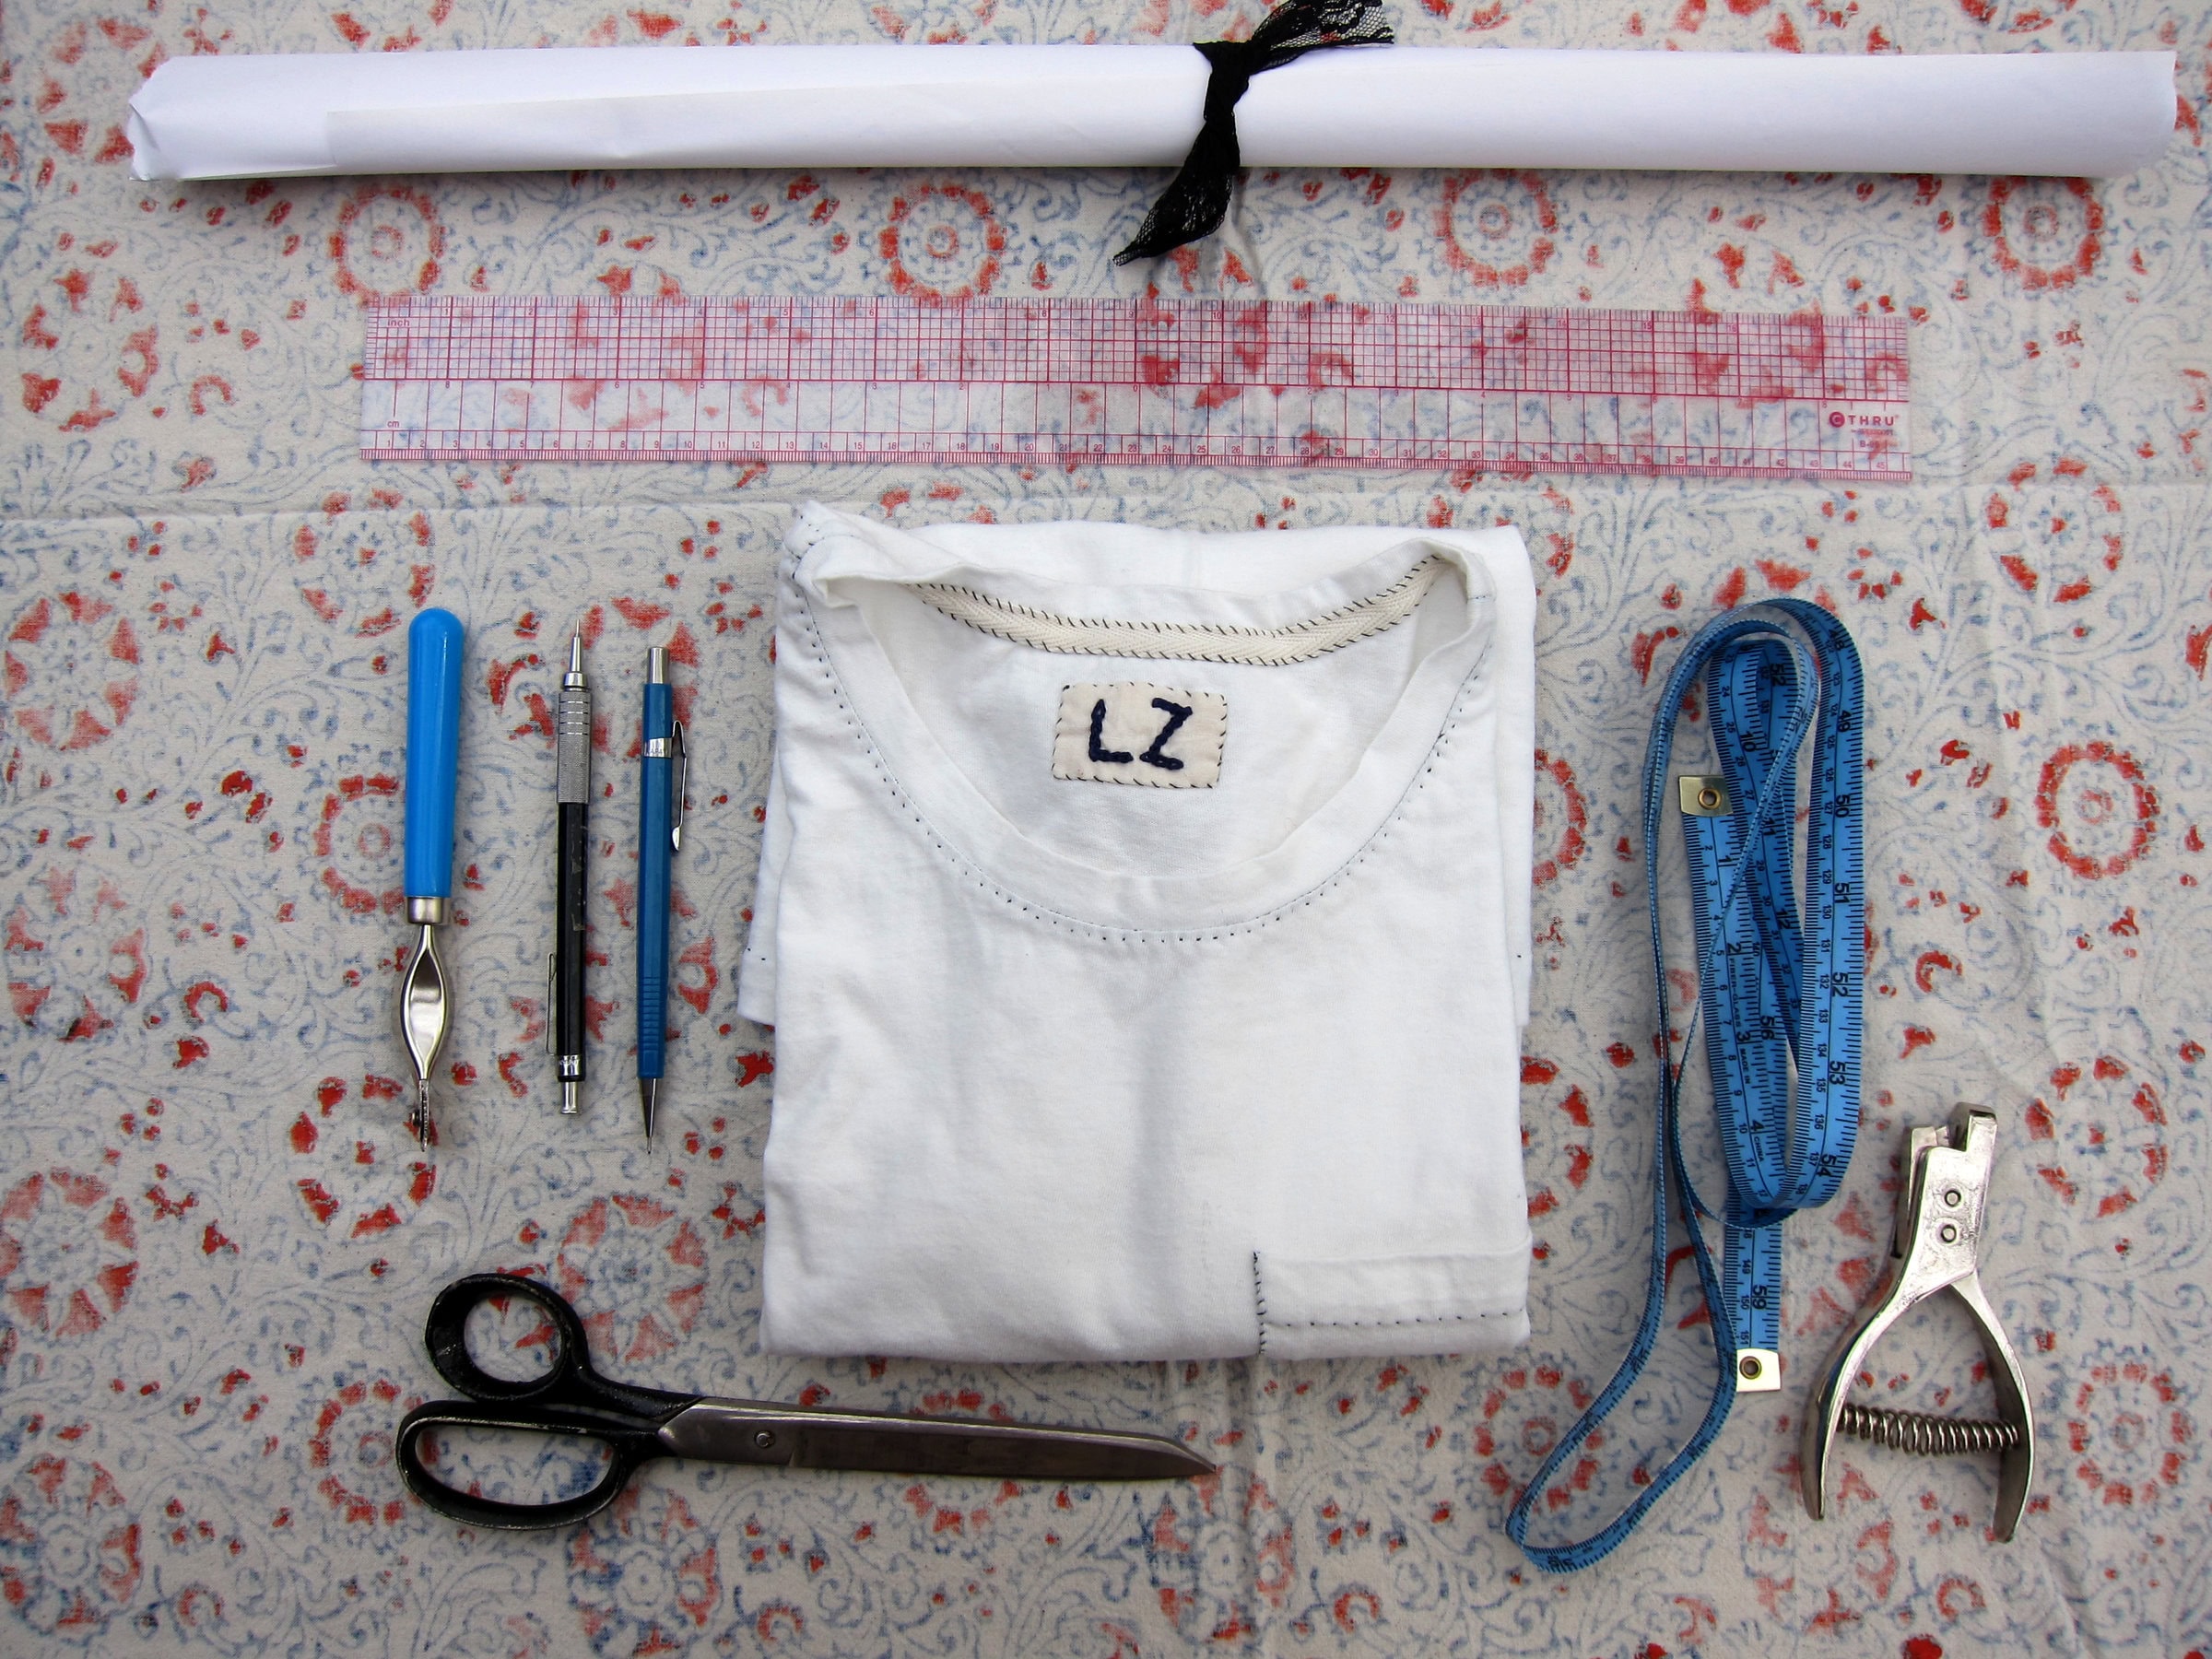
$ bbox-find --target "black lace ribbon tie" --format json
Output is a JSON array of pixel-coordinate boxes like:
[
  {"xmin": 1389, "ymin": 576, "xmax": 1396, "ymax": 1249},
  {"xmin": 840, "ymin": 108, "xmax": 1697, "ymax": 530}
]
[{"xmin": 1114, "ymin": 0, "xmax": 1394, "ymax": 265}]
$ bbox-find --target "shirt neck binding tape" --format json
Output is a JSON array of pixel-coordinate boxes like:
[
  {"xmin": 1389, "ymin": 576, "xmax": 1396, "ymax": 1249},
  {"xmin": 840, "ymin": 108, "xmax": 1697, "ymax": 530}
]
[{"xmin": 912, "ymin": 554, "xmax": 1448, "ymax": 667}]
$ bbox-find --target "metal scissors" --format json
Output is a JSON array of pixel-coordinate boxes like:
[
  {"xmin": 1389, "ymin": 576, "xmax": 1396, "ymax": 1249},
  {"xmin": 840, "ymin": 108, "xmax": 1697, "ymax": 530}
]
[{"xmin": 396, "ymin": 1274, "xmax": 1213, "ymax": 1529}]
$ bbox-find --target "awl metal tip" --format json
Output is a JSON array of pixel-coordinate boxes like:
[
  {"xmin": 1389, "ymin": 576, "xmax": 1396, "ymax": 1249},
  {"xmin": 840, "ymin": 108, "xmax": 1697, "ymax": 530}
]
[{"xmin": 398, "ymin": 920, "xmax": 449, "ymax": 1148}]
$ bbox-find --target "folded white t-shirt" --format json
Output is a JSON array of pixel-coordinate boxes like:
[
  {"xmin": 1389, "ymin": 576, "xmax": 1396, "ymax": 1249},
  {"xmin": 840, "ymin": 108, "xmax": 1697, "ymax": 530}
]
[{"xmin": 739, "ymin": 505, "xmax": 1536, "ymax": 1362}]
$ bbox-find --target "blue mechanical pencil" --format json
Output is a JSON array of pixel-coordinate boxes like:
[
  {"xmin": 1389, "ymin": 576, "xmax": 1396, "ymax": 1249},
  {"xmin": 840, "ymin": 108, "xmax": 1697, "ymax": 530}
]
[{"xmin": 637, "ymin": 645, "xmax": 685, "ymax": 1145}]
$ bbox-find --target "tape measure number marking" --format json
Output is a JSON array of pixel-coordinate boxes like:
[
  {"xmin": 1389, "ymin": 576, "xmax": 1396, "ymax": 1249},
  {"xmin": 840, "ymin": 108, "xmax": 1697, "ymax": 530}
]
[{"xmin": 360, "ymin": 296, "xmax": 1911, "ymax": 480}]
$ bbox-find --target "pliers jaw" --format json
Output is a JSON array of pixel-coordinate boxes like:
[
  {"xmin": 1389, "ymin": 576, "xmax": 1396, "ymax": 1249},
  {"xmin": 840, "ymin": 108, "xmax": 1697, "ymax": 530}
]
[{"xmin": 1800, "ymin": 1105, "xmax": 2036, "ymax": 1541}]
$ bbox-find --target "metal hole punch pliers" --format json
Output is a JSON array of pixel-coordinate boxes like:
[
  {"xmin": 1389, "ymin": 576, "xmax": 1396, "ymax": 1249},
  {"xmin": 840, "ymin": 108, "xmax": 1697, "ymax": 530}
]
[{"xmin": 1800, "ymin": 1105, "xmax": 2035, "ymax": 1539}]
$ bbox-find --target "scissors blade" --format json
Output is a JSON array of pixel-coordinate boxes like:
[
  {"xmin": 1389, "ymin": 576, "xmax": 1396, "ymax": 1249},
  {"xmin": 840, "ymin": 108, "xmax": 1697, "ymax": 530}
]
[
  {"xmin": 661, "ymin": 1401, "xmax": 1211, "ymax": 1482},
  {"xmin": 790, "ymin": 1418, "xmax": 1212, "ymax": 1482}
]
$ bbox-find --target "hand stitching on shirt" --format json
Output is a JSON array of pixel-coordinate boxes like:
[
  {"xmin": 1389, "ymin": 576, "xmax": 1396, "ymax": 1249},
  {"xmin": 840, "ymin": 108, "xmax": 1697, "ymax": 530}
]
[
  {"xmin": 788, "ymin": 575, "xmax": 1479, "ymax": 942},
  {"xmin": 1087, "ymin": 698, "xmax": 1134, "ymax": 764},
  {"xmin": 1262, "ymin": 1310, "xmax": 1520, "ymax": 1327},
  {"xmin": 1139, "ymin": 697, "xmax": 1194, "ymax": 771}
]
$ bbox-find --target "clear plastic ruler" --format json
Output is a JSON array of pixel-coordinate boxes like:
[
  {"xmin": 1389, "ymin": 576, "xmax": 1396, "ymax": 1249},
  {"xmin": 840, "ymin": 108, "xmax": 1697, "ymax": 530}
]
[{"xmin": 360, "ymin": 295, "xmax": 1910, "ymax": 479}]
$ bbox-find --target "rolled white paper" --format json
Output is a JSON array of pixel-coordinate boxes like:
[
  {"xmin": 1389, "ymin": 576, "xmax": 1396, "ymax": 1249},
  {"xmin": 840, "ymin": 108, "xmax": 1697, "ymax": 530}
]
[{"xmin": 126, "ymin": 44, "xmax": 2176, "ymax": 183}]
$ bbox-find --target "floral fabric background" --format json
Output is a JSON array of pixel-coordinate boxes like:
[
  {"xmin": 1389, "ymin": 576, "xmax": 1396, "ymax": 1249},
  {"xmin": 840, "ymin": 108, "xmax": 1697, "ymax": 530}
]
[{"xmin": 4, "ymin": 0, "xmax": 2211, "ymax": 1652}]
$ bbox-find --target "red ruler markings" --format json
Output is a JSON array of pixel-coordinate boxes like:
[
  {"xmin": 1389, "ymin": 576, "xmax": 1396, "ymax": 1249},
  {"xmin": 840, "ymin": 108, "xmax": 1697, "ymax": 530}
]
[{"xmin": 359, "ymin": 296, "xmax": 1909, "ymax": 479}]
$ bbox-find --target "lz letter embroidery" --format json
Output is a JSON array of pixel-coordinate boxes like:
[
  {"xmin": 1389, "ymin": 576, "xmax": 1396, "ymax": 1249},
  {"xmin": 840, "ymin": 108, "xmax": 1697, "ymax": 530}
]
[{"xmin": 1053, "ymin": 683, "xmax": 1227, "ymax": 788}]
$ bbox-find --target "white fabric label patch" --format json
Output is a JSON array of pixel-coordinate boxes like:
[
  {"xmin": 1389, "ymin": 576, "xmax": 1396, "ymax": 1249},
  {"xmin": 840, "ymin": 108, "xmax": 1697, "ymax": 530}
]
[{"xmin": 1052, "ymin": 682, "xmax": 1226, "ymax": 788}]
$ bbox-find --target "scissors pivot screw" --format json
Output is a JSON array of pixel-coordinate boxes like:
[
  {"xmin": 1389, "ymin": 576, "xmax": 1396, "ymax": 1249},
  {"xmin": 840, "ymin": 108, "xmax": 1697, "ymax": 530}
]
[{"xmin": 1801, "ymin": 1105, "xmax": 2035, "ymax": 1539}]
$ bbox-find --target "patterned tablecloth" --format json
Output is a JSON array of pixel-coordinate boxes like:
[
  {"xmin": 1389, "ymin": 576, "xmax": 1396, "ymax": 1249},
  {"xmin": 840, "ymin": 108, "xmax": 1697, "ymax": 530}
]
[{"xmin": 5, "ymin": 0, "xmax": 2210, "ymax": 1651}]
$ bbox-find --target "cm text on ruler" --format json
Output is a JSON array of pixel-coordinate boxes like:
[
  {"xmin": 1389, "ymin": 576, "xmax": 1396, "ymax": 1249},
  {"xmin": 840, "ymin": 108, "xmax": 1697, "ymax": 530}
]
[{"xmin": 361, "ymin": 296, "xmax": 1910, "ymax": 481}]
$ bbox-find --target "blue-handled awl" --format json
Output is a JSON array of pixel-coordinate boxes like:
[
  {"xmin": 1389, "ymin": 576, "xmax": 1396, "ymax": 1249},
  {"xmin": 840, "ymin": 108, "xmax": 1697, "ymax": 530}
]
[{"xmin": 401, "ymin": 607, "xmax": 465, "ymax": 1145}]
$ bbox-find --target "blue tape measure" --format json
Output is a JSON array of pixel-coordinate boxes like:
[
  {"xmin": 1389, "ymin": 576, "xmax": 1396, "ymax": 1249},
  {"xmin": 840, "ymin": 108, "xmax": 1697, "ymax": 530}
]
[{"xmin": 1506, "ymin": 599, "xmax": 1865, "ymax": 1573}]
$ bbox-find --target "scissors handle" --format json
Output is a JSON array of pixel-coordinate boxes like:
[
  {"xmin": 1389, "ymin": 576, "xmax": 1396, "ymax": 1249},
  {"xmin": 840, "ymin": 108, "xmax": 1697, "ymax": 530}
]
[
  {"xmin": 395, "ymin": 1399, "xmax": 667, "ymax": 1530},
  {"xmin": 423, "ymin": 1272, "xmax": 698, "ymax": 1419},
  {"xmin": 397, "ymin": 1273, "xmax": 700, "ymax": 1530}
]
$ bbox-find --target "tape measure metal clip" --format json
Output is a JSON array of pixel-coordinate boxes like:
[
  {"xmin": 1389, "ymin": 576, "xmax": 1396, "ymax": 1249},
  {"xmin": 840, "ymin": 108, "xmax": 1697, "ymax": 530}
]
[{"xmin": 1678, "ymin": 774, "xmax": 1730, "ymax": 818}]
